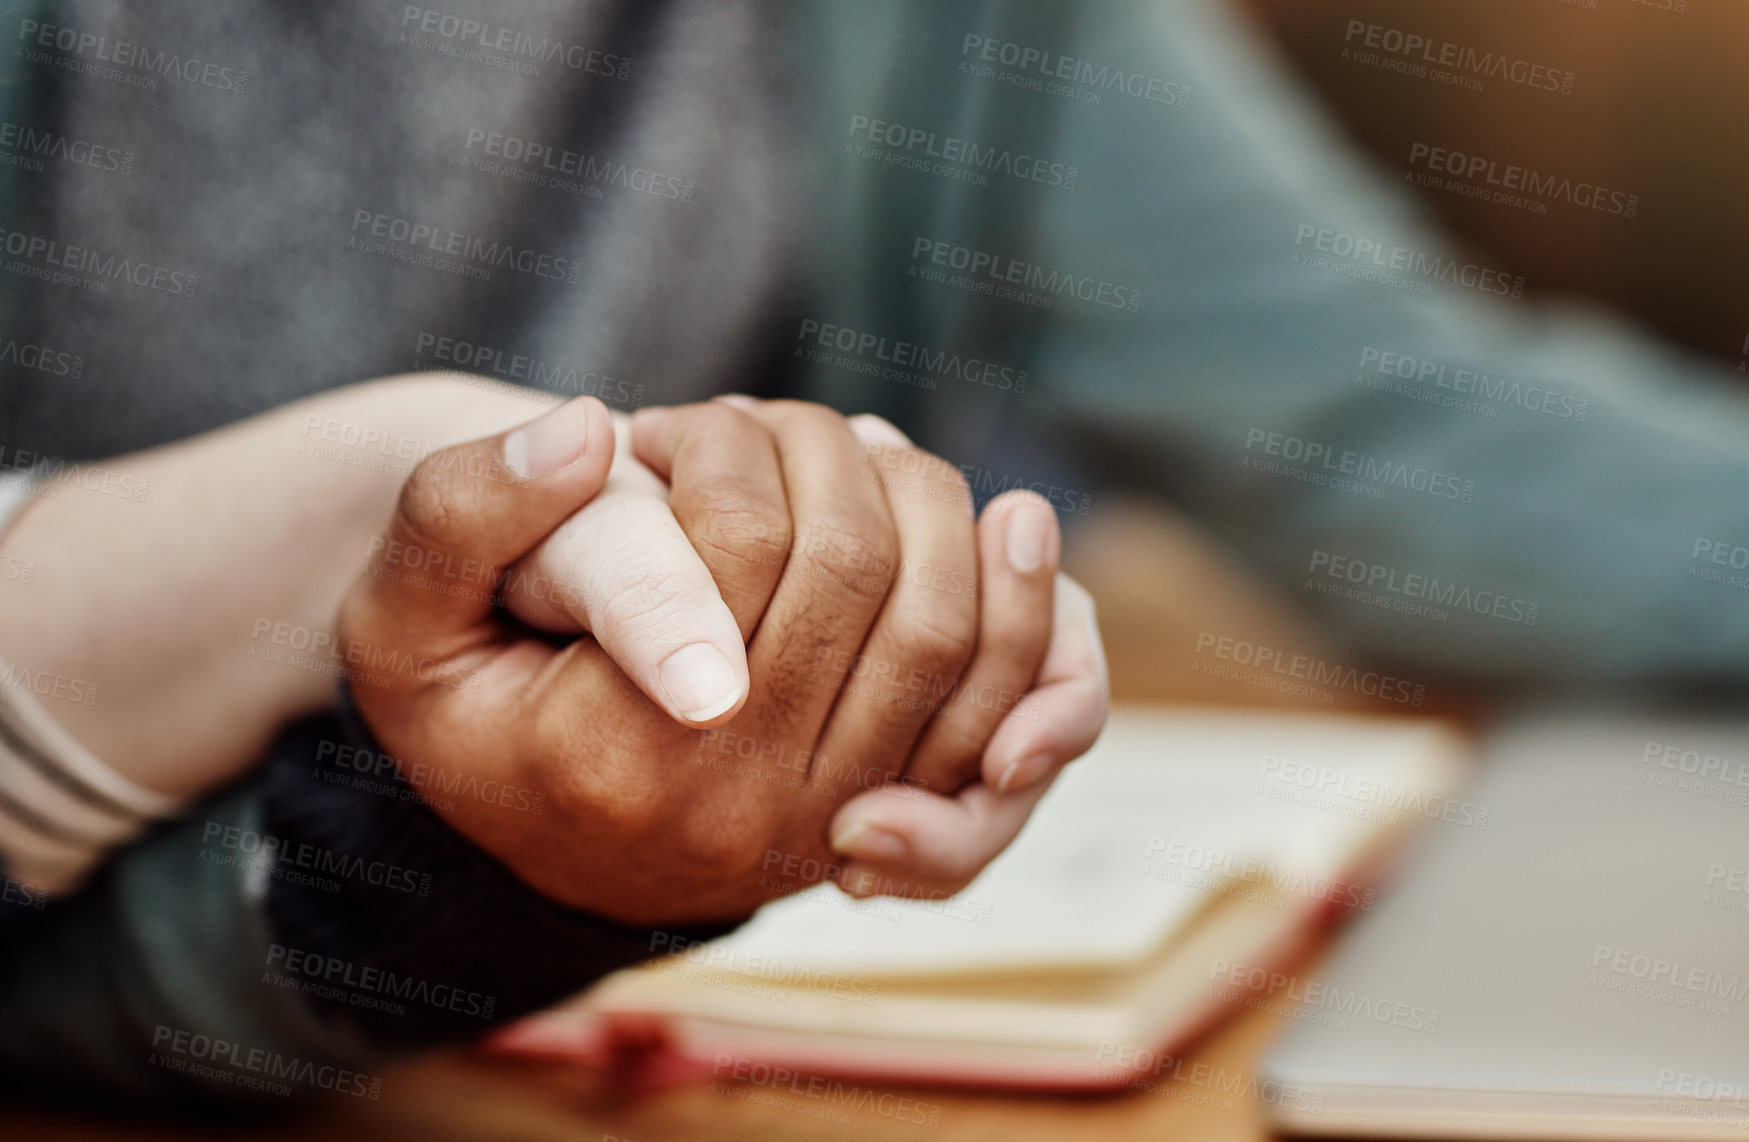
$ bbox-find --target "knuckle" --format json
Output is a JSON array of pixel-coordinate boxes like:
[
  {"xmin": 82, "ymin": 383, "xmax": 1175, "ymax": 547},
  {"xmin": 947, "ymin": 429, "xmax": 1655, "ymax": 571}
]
[
  {"xmin": 796, "ymin": 519, "xmax": 898, "ymax": 601},
  {"xmin": 691, "ymin": 487, "xmax": 792, "ymax": 573},
  {"xmin": 767, "ymin": 399, "xmax": 840, "ymax": 432},
  {"xmin": 871, "ymin": 447, "xmax": 972, "ymax": 513},
  {"xmin": 582, "ymin": 776, "xmax": 664, "ymax": 837},
  {"xmin": 394, "ymin": 454, "xmax": 478, "ymax": 552},
  {"xmin": 529, "ymin": 705, "xmax": 664, "ymax": 831},
  {"xmin": 916, "ymin": 449, "xmax": 972, "ymax": 499},
  {"xmin": 683, "ymin": 400, "xmax": 752, "ymax": 440},
  {"xmin": 885, "ymin": 601, "xmax": 978, "ymax": 682},
  {"xmin": 597, "ymin": 562, "xmax": 714, "ymax": 634},
  {"xmin": 672, "ymin": 808, "xmax": 768, "ymax": 877},
  {"xmin": 974, "ymin": 581, "xmax": 1052, "ymax": 659},
  {"xmin": 971, "ymin": 611, "xmax": 1039, "ymax": 669}
]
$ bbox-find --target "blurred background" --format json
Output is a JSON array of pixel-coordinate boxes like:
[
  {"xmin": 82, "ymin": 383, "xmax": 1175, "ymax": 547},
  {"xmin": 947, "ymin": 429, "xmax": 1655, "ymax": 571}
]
[
  {"xmin": 1076, "ymin": 0, "xmax": 1744, "ymax": 713},
  {"xmin": 1244, "ymin": 0, "xmax": 1742, "ymax": 365}
]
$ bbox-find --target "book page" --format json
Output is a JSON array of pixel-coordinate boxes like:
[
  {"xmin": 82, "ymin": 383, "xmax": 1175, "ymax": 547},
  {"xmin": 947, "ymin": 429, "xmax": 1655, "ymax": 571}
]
[{"xmin": 704, "ymin": 708, "xmax": 1466, "ymax": 978}]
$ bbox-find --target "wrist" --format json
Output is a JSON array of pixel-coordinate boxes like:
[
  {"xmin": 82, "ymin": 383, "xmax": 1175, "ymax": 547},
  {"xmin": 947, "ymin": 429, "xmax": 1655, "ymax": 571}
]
[{"xmin": 262, "ymin": 695, "xmax": 738, "ymax": 1048}]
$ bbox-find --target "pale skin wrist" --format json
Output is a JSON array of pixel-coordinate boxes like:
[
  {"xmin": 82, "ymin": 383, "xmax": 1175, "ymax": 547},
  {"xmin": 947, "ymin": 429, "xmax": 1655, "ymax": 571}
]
[{"xmin": 0, "ymin": 372, "xmax": 555, "ymax": 797}]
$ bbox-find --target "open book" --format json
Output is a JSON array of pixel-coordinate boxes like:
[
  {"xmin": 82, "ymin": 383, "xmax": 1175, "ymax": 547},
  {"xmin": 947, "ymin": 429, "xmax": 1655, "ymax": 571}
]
[{"xmin": 492, "ymin": 707, "xmax": 1470, "ymax": 1088}]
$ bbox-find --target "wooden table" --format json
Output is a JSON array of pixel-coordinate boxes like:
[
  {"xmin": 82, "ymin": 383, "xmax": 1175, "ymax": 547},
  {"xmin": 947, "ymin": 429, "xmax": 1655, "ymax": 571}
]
[
  {"xmin": 4, "ymin": 986, "xmax": 1312, "ymax": 1141},
  {"xmin": 5, "ymin": 500, "xmax": 1429, "ymax": 1141}
]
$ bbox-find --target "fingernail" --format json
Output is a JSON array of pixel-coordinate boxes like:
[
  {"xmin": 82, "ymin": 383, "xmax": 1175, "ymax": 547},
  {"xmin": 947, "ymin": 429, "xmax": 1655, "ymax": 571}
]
[
  {"xmin": 1005, "ymin": 498, "xmax": 1053, "ymax": 575},
  {"xmin": 504, "ymin": 399, "xmax": 592, "ymax": 481},
  {"xmin": 997, "ymin": 751, "xmax": 1053, "ymax": 793},
  {"xmin": 658, "ymin": 643, "xmax": 744, "ymax": 723},
  {"xmin": 831, "ymin": 821, "xmax": 908, "ymax": 863},
  {"xmin": 847, "ymin": 414, "xmax": 911, "ymax": 449}
]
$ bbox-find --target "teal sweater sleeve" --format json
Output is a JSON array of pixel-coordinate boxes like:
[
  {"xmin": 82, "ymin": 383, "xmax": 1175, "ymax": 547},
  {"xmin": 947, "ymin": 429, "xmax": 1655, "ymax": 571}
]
[{"xmin": 795, "ymin": 0, "xmax": 1749, "ymax": 689}]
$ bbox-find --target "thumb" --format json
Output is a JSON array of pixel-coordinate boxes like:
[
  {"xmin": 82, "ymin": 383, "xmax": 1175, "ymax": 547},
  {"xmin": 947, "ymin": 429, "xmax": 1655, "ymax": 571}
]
[{"xmin": 351, "ymin": 396, "xmax": 614, "ymax": 667}]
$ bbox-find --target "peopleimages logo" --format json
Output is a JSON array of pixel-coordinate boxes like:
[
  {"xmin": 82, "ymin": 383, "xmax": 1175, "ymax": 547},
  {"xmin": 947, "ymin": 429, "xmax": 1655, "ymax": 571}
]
[
  {"xmin": 1243, "ymin": 428, "xmax": 1475, "ymax": 503},
  {"xmin": 1255, "ymin": 755, "xmax": 1490, "ymax": 830},
  {"xmin": 0, "ymin": 662, "xmax": 97, "ymax": 706},
  {"xmin": 1408, "ymin": 142, "xmax": 1638, "ymax": 217},
  {"xmin": 909, "ymin": 237, "xmax": 1142, "ymax": 313},
  {"xmin": 150, "ymin": 1025, "xmax": 380, "ymax": 1099},
  {"xmin": 958, "ymin": 33, "xmax": 1190, "ymax": 108},
  {"xmin": 266, "ymin": 944, "xmax": 495, "ymax": 1019},
  {"xmin": 1093, "ymin": 1042, "xmax": 1326, "ymax": 1113},
  {"xmin": 1207, "ymin": 958, "xmax": 1441, "ymax": 1034},
  {"xmin": 794, "ymin": 318, "xmax": 1028, "ymax": 393},
  {"xmin": 1590, "ymin": 944, "xmax": 1749, "ymax": 1009},
  {"xmin": 845, "ymin": 114, "xmax": 1078, "ymax": 190},
  {"xmin": 1356, "ymin": 347, "xmax": 1589, "ymax": 421},
  {"xmin": 1643, "ymin": 739, "xmax": 1749, "ymax": 785},
  {"xmin": 0, "ymin": 121, "xmax": 133, "ymax": 176},
  {"xmin": 0, "ymin": 336, "xmax": 83, "ymax": 378},
  {"xmin": 1293, "ymin": 224, "xmax": 1525, "ymax": 298},
  {"xmin": 0, "ymin": 445, "xmax": 150, "ymax": 503},
  {"xmin": 0, "ymin": 225, "xmax": 198, "ymax": 298},
  {"xmin": 652, "ymin": 932, "xmax": 882, "ymax": 1007},
  {"xmin": 412, "ymin": 332, "xmax": 643, "ymax": 407},
  {"xmin": 710, "ymin": 1054, "xmax": 943, "ymax": 1127},
  {"xmin": 1342, "ymin": 20, "xmax": 1575, "ymax": 95},
  {"xmin": 348, "ymin": 210, "xmax": 582, "ymax": 286},
  {"xmin": 1193, "ymin": 631, "xmax": 1427, "ymax": 707},
  {"xmin": 461, "ymin": 129, "xmax": 693, "ymax": 202},
  {"xmin": 1307, "ymin": 550, "xmax": 1539, "ymax": 626},
  {"xmin": 16, "ymin": 19, "xmax": 250, "ymax": 94},
  {"xmin": 200, "ymin": 820, "xmax": 434, "ymax": 896},
  {"xmin": 1144, "ymin": 837, "xmax": 1378, "ymax": 908},
  {"xmin": 399, "ymin": 7, "xmax": 629, "ymax": 79}
]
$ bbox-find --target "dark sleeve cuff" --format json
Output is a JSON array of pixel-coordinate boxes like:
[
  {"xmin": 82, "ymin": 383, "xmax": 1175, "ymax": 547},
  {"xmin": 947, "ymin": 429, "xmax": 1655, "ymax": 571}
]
[{"xmin": 261, "ymin": 688, "xmax": 737, "ymax": 1051}]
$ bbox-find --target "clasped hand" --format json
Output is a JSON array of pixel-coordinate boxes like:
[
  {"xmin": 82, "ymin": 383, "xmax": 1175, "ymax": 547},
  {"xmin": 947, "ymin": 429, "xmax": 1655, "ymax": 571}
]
[{"xmin": 340, "ymin": 396, "xmax": 1107, "ymax": 927}]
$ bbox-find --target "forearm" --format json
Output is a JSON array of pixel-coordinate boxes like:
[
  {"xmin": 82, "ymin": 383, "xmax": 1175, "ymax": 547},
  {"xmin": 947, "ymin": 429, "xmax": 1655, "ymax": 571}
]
[{"xmin": 0, "ymin": 374, "xmax": 557, "ymax": 799}]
